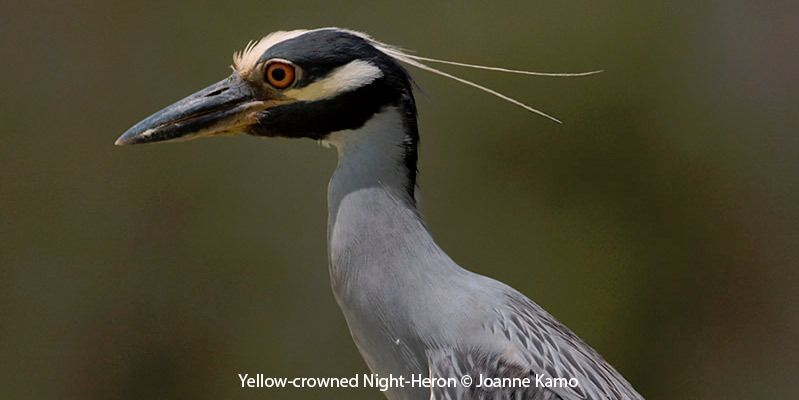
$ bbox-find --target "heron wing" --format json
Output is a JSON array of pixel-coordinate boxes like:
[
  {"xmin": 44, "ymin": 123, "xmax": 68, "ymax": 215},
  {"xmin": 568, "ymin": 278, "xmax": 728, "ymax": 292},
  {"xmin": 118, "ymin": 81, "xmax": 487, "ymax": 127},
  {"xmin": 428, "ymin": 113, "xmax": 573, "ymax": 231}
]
[
  {"xmin": 426, "ymin": 347, "xmax": 569, "ymax": 400},
  {"xmin": 427, "ymin": 290, "xmax": 643, "ymax": 400}
]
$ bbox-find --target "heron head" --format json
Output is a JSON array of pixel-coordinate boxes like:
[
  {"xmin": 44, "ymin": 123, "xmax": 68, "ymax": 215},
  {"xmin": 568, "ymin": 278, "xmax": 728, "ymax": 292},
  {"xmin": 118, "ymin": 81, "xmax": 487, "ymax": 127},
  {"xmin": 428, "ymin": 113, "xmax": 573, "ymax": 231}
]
[{"xmin": 115, "ymin": 28, "xmax": 414, "ymax": 146}]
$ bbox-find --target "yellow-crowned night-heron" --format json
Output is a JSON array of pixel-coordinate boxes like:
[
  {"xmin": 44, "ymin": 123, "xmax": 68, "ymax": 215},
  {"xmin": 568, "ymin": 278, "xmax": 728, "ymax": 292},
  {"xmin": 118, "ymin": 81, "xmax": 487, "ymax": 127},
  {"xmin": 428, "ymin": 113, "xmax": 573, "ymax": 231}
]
[{"xmin": 116, "ymin": 28, "xmax": 643, "ymax": 400}]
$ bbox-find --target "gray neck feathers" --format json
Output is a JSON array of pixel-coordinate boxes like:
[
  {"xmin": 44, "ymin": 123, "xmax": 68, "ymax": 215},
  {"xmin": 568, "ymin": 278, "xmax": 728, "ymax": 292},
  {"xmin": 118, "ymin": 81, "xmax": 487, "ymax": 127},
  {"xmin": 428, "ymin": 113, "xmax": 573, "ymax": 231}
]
[
  {"xmin": 326, "ymin": 107, "xmax": 417, "ymax": 225},
  {"xmin": 325, "ymin": 107, "xmax": 429, "ymax": 291}
]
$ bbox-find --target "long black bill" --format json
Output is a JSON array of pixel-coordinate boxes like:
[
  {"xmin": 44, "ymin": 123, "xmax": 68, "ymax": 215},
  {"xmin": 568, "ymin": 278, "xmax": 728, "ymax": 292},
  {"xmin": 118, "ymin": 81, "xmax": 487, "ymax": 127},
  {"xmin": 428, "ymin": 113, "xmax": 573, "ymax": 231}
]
[{"xmin": 115, "ymin": 76, "xmax": 263, "ymax": 145}]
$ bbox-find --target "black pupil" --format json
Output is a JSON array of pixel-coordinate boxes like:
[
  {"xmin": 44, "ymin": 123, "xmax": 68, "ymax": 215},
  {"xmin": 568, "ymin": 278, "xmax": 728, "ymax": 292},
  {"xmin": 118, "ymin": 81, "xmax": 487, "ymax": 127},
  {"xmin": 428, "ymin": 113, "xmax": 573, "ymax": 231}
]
[{"xmin": 271, "ymin": 67, "xmax": 286, "ymax": 82}]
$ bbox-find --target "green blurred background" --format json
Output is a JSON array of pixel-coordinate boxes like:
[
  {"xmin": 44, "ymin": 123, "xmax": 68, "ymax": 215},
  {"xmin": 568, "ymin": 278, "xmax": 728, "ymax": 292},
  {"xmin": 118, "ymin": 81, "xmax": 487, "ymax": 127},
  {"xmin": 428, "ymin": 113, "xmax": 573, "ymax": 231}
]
[{"xmin": 1, "ymin": 1, "xmax": 797, "ymax": 399}]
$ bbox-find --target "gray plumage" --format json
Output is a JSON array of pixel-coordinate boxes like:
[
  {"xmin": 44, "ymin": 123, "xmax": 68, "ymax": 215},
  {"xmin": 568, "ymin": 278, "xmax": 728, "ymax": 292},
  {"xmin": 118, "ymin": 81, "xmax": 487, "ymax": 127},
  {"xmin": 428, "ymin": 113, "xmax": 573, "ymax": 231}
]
[
  {"xmin": 116, "ymin": 28, "xmax": 644, "ymax": 400},
  {"xmin": 327, "ymin": 107, "xmax": 642, "ymax": 400}
]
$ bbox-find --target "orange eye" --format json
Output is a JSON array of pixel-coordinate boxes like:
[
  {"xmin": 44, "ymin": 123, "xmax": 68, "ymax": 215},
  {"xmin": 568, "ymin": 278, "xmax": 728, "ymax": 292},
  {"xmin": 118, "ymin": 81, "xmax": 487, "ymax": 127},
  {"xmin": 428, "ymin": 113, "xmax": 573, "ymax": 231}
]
[{"xmin": 265, "ymin": 61, "xmax": 296, "ymax": 89}]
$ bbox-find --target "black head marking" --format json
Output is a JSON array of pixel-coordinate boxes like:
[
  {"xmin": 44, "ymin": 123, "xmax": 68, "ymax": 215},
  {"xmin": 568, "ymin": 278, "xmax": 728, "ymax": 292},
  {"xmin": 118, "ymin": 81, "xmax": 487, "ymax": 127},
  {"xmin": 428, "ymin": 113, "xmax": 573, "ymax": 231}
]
[
  {"xmin": 249, "ymin": 29, "xmax": 416, "ymax": 139},
  {"xmin": 248, "ymin": 29, "xmax": 420, "ymax": 201},
  {"xmin": 259, "ymin": 29, "xmax": 390, "ymax": 88}
]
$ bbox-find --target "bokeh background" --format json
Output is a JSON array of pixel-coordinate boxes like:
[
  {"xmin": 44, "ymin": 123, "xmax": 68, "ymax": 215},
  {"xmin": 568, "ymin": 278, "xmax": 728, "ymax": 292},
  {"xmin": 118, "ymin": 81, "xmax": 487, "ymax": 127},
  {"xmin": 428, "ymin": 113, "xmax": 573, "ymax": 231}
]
[{"xmin": 1, "ymin": 1, "xmax": 797, "ymax": 399}]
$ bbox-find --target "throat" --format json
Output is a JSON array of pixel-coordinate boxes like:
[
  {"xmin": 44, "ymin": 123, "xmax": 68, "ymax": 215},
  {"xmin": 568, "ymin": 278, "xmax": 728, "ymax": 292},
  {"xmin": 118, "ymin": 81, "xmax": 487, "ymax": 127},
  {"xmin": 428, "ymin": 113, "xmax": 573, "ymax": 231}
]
[
  {"xmin": 326, "ymin": 106, "xmax": 418, "ymax": 218},
  {"xmin": 325, "ymin": 107, "xmax": 425, "ymax": 287}
]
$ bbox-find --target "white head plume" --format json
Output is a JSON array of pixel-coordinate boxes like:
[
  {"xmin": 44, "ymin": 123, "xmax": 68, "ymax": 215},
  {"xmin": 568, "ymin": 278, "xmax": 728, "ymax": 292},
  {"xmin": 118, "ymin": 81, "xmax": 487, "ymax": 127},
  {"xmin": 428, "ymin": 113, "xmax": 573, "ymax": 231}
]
[{"xmin": 232, "ymin": 28, "xmax": 601, "ymax": 124}]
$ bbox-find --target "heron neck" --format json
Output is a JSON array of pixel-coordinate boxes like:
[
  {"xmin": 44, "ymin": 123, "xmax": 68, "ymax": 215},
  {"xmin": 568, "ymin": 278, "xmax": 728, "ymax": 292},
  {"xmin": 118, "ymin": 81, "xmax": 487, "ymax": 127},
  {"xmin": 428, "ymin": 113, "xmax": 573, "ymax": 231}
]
[
  {"xmin": 326, "ymin": 106, "xmax": 418, "ymax": 223},
  {"xmin": 325, "ymin": 107, "xmax": 425, "ymax": 278}
]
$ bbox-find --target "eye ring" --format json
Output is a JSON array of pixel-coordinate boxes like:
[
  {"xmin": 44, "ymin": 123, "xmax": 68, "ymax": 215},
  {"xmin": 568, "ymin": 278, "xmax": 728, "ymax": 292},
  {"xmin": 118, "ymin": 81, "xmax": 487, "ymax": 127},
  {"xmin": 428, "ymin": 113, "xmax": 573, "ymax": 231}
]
[{"xmin": 264, "ymin": 60, "xmax": 297, "ymax": 89}]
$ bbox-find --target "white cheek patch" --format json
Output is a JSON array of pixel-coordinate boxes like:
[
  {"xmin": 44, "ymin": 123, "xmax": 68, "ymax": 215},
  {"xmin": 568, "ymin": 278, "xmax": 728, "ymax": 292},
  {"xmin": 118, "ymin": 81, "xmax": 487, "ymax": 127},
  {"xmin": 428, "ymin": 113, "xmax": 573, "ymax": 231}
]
[{"xmin": 285, "ymin": 60, "xmax": 383, "ymax": 102}]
